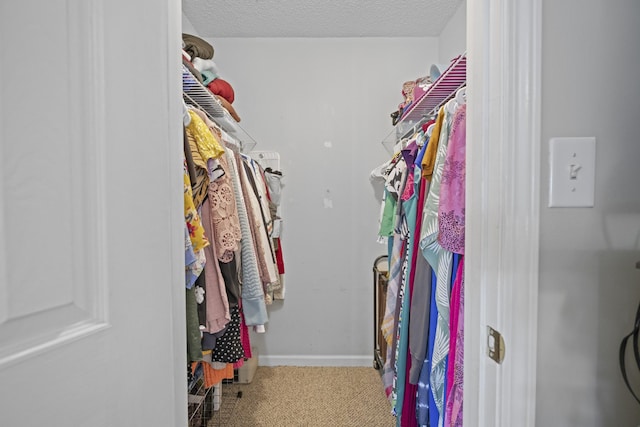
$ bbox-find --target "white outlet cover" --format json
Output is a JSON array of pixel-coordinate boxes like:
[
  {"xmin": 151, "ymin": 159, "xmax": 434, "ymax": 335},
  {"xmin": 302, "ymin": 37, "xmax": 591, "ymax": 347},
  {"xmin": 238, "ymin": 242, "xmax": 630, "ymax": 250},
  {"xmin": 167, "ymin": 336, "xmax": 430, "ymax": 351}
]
[{"xmin": 548, "ymin": 137, "xmax": 596, "ymax": 207}]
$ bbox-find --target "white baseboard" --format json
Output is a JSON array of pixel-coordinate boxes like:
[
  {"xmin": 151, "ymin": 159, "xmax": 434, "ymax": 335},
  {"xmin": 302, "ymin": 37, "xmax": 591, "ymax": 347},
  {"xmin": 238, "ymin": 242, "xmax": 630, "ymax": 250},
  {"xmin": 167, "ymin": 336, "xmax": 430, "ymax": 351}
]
[{"xmin": 258, "ymin": 355, "xmax": 373, "ymax": 367}]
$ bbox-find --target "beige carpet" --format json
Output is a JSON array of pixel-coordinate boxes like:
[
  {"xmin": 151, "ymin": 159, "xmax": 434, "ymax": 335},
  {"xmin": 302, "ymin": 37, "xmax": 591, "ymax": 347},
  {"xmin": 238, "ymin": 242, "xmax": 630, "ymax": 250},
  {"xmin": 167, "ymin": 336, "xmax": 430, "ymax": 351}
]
[{"xmin": 209, "ymin": 366, "xmax": 395, "ymax": 427}]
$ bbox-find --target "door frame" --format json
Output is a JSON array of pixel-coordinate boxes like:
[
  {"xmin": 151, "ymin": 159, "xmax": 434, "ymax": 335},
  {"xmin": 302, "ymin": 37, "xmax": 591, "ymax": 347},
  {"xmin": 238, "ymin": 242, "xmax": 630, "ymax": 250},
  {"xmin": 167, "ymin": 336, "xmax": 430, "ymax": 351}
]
[
  {"xmin": 170, "ymin": 0, "xmax": 544, "ymax": 423},
  {"xmin": 167, "ymin": 0, "xmax": 188, "ymax": 425},
  {"xmin": 465, "ymin": 0, "xmax": 542, "ymax": 425}
]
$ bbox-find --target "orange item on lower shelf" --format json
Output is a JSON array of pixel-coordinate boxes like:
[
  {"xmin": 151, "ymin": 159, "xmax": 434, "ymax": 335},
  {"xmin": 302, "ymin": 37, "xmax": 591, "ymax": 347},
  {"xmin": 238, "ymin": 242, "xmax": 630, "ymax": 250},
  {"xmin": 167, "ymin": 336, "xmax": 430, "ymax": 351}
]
[{"xmin": 191, "ymin": 361, "xmax": 234, "ymax": 388}]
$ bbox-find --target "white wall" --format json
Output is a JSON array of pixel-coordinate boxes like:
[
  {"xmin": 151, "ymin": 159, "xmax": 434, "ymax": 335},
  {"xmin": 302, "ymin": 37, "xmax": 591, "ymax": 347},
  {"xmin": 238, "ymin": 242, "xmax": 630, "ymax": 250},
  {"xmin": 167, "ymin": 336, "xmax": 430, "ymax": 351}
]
[
  {"xmin": 208, "ymin": 37, "xmax": 438, "ymax": 365},
  {"xmin": 537, "ymin": 0, "xmax": 640, "ymax": 425},
  {"xmin": 438, "ymin": 0, "xmax": 466, "ymax": 64},
  {"xmin": 182, "ymin": 11, "xmax": 197, "ymax": 35}
]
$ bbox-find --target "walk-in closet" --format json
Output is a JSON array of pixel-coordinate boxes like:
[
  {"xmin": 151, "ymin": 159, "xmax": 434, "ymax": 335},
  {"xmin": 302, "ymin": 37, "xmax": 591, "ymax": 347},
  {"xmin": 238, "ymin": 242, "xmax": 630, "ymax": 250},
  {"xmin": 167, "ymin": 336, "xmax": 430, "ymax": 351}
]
[
  {"xmin": 180, "ymin": 2, "xmax": 469, "ymax": 424},
  {"xmin": 1, "ymin": 0, "xmax": 640, "ymax": 426}
]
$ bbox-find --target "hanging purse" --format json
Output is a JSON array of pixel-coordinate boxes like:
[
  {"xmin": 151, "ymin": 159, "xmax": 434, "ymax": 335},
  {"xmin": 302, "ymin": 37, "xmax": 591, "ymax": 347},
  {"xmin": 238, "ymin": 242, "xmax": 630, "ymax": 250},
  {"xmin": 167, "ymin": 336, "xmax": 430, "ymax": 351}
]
[{"xmin": 619, "ymin": 288, "xmax": 640, "ymax": 405}]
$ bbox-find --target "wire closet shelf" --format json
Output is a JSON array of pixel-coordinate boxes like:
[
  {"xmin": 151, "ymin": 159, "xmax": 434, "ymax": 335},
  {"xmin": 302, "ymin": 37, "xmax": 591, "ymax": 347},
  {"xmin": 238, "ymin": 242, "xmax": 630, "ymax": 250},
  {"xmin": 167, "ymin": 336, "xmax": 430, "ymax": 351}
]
[
  {"xmin": 182, "ymin": 64, "xmax": 257, "ymax": 152},
  {"xmin": 382, "ymin": 53, "xmax": 466, "ymax": 153}
]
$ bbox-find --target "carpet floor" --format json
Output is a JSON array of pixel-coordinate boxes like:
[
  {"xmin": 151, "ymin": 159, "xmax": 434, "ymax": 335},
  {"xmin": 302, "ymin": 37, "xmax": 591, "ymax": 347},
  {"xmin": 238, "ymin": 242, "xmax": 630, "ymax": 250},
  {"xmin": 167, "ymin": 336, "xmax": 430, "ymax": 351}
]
[{"xmin": 209, "ymin": 366, "xmax": 395, "ymax": 427}]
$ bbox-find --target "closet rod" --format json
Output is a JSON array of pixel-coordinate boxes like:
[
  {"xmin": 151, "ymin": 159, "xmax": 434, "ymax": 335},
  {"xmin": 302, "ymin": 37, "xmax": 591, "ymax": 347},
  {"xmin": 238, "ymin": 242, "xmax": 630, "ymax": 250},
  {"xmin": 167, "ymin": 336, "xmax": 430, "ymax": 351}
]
[{"xmin": 398, "ymin": 116, "xmax": 432, "ymax": 142}]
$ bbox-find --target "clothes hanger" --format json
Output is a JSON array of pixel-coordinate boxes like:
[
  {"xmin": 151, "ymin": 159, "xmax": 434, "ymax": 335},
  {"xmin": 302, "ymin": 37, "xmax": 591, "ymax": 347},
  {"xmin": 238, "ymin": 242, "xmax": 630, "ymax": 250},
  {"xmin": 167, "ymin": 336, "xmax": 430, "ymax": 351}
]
[
  {"xmin": 421, "ymin": 118, "xmax": 436, "ymax": 133},
  {"xmin": 222, "ymin": 131, "xmax": 242, "ymax": 152},
  {"xmin": 182, "ymin": 100, "xmax": 191, "ymax": 126},
  {"xmin": 393, "ymin": 137, "xmax": 410, "ymax": 154},
  {"xmin": 446, "ymin": 98, "xmax": 458, "ymax": 115},
  {"xmin": 426, "ymin": 122, "xmax": 435, "ymax": 138},
  {"xmin": 455, "ymin": 87, "xmax": 467, "ymax": 105},
  {"xmin": 416, "ymin": 130, "xmax": 427, "ymax": 147}
]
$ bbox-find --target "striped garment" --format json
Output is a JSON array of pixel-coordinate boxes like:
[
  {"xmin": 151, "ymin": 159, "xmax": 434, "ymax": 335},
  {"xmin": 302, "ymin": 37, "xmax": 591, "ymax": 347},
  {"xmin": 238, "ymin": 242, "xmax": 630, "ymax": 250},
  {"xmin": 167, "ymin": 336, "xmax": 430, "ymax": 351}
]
[
  {"xmin": 224, "ymin": 149, "xmax": 268, "ymax": 327},
  {"xmin": 381, "ymin": 233, "xmax": 404, "ymax": 393},
  {"xmin": 445, "ymin": 257, "xmax": 464, "ymax": 427},
  {"xmin": 390, "ymin": 237, "xmax": 410, "ymax": 416},
  {"xmin": 419, "ymin": 104, "xmax": 455, "ymax": 427}
]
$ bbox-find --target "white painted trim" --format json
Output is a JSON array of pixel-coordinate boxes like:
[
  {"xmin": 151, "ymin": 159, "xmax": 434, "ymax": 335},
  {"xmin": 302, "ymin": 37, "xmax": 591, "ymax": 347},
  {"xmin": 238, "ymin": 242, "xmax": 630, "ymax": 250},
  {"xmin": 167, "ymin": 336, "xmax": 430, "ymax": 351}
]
[
  {"xmin": 466, "ymin": 0, "xmax": 541, "ymax": 426},
  {"xmin": 0, "ymin": 321, "xmax": 109, "ymax": 369},
  {"xmin": 259, "ymin": 355, "xmax": 373, "ymax": 367},
  {"xmin": 463, "ymin": 2, "xmax": 486, "ymax": 423},
  {"xmin": 0, "ymin": 44, "xmax": 6, "ymax": 326},
  {"xmin": 501, "ymin": 2, "xmax": 542, "ymax": 425},
  {"xmin": 68, "ymin": 0, "xmax": 110, "ymax": 327},
  {"xmin": 67, "ymin": 0, "xmax": 109, "ymax": 323},
  {"xmin": 167, "ymin": 1, "xmax": 188, "ymax": 426},
  {"xmin": 83, "ymin": 0, "xmax": 109, "ymax": 327}
]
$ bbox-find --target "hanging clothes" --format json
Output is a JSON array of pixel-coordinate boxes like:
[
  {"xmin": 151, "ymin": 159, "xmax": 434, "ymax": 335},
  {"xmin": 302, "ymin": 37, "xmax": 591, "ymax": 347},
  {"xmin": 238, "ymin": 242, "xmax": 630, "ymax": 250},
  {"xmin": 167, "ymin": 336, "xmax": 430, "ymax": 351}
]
[
  {"xmin": 419, "ymin": 103, "xmax": 457, "ymax": 427},
  {"xmin": 224, "ymin": 148, "xmax": 268, "ymax": 328},
  {"xmin": 421, "ymin": 107, "xmax": 446, "ymax": 180},
  {"xmin": 445, "ymin": 257, "xmax": 464, "ymax": 427},
  {"xmin": 263, "ymin": 167, "xmax": 287, "ymax": 299},
  {"xmin": 186, "ymin": 109, "xmax": 225, "ymax": 162},
  {"xmin": 382, "ymin": 234, "xmax": 405, "ymax": 398},
  {"xmin": 211, "ymin": 305, "xmax": 245, "ymax": 364},
  {"xmin": 184, "ymin": 127, "xmax": 210, "ymax": 210},
  {"xmin": 190, "ymin": 108, "xmax": 244, "ymax": 265},
  {"xmin": 181, "ymin": 59, "xmax": 290, "ymax": 420},
  {"xmin": 184, "ymin": 143, "xmax": 207, "ymax": 289},
  {"xmin": 397, "ymin": 142, "xmax": 422, "ymax": 427},
  {"xmin": 374, "ymin": 102, "xmax": 467, "ymax": 427},
  {"xmin": 372, "ymin": 54, "xmax": 467, "ymax": 425},
  {"xmin": 207, "ymin": 153, "xmax": 242, "ymax": 262},
  {"xmin": 242, "ymin": 156, "xmax": 280, "ymax": 294},
  {"xmin": 439, "ymin": 104, "xmax": 467, "ymax": 255},
  {"xmin": 200, "ymin": 197, "xmax": 231, "ymax": 333},
  {"xmin": 381, "ymin": 151, "xmax": 410, "ymax": 399},
  {"xmin": 409, "ymin": 141, "xmax": 432, "ymax": 385},
  {"xmin": 392, "ymin": 143, "xmax": 416, "ymax": 419},
  {"xmin": 238, "ymin": 153, "xmax": 280, "ymax": 299},
  {"xmin": 183, "ymin": 156, "xmax": 209, "ymax": 253},
  {"xmin": 391, "ymin": 240, "xmax": 410, "ymax": 415},
  {"xmin": 186, "ymin": 286, "xmax": 203, "ymax": 363}
]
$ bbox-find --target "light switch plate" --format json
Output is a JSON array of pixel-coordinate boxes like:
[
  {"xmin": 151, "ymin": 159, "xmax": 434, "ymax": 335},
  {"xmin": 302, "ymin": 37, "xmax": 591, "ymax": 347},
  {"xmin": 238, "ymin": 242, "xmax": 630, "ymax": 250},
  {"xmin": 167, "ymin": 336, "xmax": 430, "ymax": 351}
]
[{"xmin": 548, "ymin": 137, "xmax": 596, "ymax": 207}]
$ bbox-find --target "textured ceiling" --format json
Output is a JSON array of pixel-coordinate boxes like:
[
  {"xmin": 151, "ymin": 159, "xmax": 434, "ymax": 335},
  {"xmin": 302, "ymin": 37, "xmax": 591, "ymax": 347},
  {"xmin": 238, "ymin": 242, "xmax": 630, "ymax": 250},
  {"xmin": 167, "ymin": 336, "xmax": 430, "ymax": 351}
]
[{"xmin": 182, "ymin": 0, "xmax": 464, "ymax": 38}]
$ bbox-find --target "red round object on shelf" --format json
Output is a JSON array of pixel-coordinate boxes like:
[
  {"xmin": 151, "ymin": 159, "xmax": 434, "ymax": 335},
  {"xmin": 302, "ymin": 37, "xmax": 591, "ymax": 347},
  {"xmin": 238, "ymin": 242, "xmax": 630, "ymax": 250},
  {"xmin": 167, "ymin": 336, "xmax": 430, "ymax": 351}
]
[{"xmin": 207, "ymin": 78, "xmax": 235, "ymax": 104}]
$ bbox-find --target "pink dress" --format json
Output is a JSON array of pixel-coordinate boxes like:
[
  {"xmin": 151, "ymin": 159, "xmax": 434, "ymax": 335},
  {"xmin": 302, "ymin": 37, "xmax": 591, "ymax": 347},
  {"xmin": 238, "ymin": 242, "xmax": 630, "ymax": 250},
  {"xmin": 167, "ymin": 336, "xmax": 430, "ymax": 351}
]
[
  {"xmin": 445, "ymin": 256, "xmax": 464, "ymax": 427},
  {"xmin": 438, "ymin": 104, "xmax": 466, "ymax": 254}
]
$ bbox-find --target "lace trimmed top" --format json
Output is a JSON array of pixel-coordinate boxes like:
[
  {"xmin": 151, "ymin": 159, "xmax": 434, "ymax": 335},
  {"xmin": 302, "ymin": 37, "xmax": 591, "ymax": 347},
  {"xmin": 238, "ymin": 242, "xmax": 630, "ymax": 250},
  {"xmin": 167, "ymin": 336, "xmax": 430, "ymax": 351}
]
[{"xmin": 208, "ymin": 154, "xmax": 241, "ymax": 262}]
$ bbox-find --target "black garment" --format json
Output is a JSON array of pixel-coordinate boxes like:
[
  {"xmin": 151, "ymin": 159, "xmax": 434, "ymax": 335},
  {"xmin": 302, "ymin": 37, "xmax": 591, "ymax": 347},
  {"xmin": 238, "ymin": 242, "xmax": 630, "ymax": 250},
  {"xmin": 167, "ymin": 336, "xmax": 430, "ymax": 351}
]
[
  {"xmin": 186, "ymin": 287, "xmax": 203, "ymax": 363},
  {"xmin": 183, "ymin": 126, "xmax": 198, "ymax": 187},
  {"xmin": 195, "ymin": 273, "xmax": 207, "ymax": 327},
  {"xmin": 202, "ymin": 326, "xmax": 227, "ymax": 351},
  {"xmin": 211, "ymin": 305, "xmax": 244, "ymax": 363},
  {"xmin": 219, "ymin": 256, "xmax": 241, "ymax": 306}
]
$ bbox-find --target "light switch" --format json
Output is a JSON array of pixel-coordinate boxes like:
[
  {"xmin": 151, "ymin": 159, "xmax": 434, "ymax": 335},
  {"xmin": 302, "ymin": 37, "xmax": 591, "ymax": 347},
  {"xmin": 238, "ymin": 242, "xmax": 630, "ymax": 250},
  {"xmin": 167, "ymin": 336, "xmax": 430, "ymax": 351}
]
[{"xmin": 548, "ymin": 137, "xmax": 596, "ymax": 207}]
